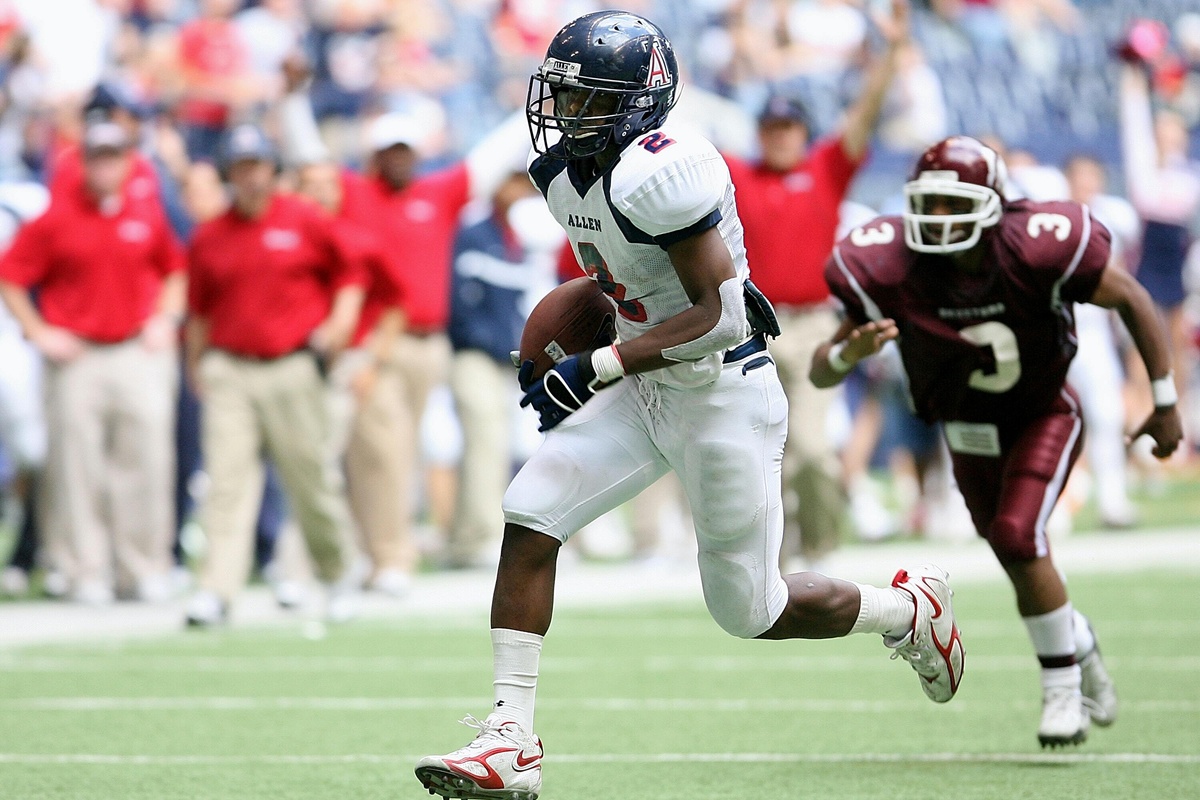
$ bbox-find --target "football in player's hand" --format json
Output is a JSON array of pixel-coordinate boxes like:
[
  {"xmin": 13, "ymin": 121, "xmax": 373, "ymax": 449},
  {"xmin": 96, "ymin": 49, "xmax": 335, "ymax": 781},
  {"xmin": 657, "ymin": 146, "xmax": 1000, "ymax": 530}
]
[{"xmin": 519, "ymin": 277, "xmax": 616, "ymax": 381}]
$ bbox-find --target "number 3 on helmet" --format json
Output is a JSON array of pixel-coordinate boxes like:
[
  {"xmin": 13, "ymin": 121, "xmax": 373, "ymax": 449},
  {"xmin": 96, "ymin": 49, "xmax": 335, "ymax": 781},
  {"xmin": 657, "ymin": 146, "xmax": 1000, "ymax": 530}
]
[
  {"xmin": 903, "ymin": 136, "xmax": 1007, "ymax": 254},
  {"xmin": 526, "ymin": 11, "xmax": 679, "ymax": 160}
]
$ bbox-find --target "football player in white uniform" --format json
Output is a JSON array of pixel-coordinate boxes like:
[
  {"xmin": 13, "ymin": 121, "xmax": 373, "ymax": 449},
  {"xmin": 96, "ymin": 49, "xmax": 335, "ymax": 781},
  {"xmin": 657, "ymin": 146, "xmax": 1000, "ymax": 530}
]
[{"xmin": 415, "ymin": 12, "xmax": 965, "ymax": 799}]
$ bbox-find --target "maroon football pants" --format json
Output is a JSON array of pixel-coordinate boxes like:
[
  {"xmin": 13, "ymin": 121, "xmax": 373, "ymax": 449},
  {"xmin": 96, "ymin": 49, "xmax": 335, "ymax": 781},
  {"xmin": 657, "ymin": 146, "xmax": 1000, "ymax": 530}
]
[{"xmin": 948, "ymin": 388, "xmax": 1085, "ymax": 565}]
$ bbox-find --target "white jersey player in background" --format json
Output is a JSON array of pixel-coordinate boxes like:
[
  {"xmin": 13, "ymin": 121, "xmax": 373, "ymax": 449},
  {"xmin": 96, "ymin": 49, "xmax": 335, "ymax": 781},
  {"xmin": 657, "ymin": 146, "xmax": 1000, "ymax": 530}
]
[{"xmin": 416, "ymin": 11, "xmax": 965, "ymax": 800}]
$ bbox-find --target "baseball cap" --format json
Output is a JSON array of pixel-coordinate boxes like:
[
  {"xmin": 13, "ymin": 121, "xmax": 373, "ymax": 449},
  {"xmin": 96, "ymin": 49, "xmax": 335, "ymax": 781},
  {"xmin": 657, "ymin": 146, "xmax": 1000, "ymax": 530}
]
[
  {"xmin": 86, "ymin": 81, "xmax": 150, "ymax": 119},
  {"xmin": 366, "ymin": 112, "xmax": 425, "ymax": 153},
  {"xmin": 220, "ymin": 124, "xmax": 278, "ymax": 166},
  {"xmin": 82, "ymin": 120, "xmax": 130, "ymax": 155},
  {"xmin": 758, "ymin": 95, "xmax": 811, "ymax": 128}
]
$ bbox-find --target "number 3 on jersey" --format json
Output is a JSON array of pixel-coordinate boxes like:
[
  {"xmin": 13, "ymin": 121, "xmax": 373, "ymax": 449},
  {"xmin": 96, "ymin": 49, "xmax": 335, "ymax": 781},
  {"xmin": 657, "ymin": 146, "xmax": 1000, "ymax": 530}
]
[
  {"xmin": 577, "ymin": 242, "xmax": 648, "ymax": 322},
  {"xmin": 960, "ymin": 321, "xmax": 1021, "ymax": 393}
]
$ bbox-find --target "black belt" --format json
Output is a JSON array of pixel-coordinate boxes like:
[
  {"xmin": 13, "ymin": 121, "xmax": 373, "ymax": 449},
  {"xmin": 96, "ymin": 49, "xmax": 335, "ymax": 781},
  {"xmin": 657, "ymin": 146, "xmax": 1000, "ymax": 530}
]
[{"xmin": 723, "ymin": 332, "xmax": 767, "ymax": 363}]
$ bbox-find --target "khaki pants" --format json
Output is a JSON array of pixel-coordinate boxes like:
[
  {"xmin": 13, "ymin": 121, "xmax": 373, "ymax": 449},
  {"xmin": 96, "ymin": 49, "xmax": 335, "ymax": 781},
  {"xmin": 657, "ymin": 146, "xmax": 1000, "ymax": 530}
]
[
  {"xmin": 40, "ymin": 341, "xmax": 176, "ymax": 593},
  {"xmin": 329, "ymin": 347, "xmax": 414, "ymax": 576},
  {"xmin": 389, "ymin": 332, "xmax": 451, "ymax": 546},
  {"xmin": 768, "ymin": 305, "xmax": 846, "ymax": 563},
  {"xmin": 197, "ymin": 350, "xmax": 350, "ymax": 601},
  {"xmin": 446, "ymin": 350, "xmax": 512, "ymax": 565}
]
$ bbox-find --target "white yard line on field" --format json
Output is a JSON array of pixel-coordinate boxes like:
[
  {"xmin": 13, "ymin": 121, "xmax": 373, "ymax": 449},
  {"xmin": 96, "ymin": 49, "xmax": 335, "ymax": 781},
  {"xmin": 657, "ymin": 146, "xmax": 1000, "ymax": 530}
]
[
  {"xmin": 0, "ymin": 752, "xmax": 1196, "ymax": 766},
  {"xmin": 2, "ymin": 653, "xmax": 1199, "ymax": 673},
  {"xmin": 5, "ymin": 696, "xmax": 1200, "ymax": 713}
]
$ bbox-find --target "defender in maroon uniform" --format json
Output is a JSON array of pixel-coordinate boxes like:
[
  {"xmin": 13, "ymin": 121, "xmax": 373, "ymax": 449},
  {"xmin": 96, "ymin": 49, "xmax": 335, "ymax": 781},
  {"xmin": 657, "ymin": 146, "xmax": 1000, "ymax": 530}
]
[{"xmin": 812, "ymin": 136, "xmax": 1183, "ymax": 748}]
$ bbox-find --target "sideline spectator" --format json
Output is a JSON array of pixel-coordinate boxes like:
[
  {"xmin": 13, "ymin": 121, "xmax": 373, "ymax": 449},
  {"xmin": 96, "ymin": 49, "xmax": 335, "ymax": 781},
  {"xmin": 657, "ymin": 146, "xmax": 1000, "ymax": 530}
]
[
  {"xmin": 281, "ymin": 77, "xmax": 530, "ymax": 569},
  {"xmin": 0, "ymin": 180, "xmax": 47, "ymax": 597},
  {"xmin": 176, "ymin": 0, "xmax": 263, "ymax": 160},
  {"xmin": 723, "ymin": 0, "xmax": 910, "ymax": 568},
  {"xmin": 443, "ymin": 170, "xmax": 545, "ymax": 569},
  {"xmin": 1064, "ymin": 154, "xmax": 1143, "ymax": 528},
  {"xmin": 1119, "ymin": 62, "xmax": 1200, "ymax": 448},
  {"xmin": 183, "ymin": 124, "xmax": 364, "ymax": 626},
  {"xmin": 295, "ymin": 157, "xmax": 410, "ymax": 595},
  {"xmin": 0, "ymin": 120, "xmax": 185, "ymax": 604}
]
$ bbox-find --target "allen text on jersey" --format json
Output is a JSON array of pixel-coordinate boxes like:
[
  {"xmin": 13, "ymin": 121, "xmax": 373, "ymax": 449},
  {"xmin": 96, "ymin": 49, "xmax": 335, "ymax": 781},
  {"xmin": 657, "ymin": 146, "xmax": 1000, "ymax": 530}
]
[{"xmin": 567, "ymin": 213, "xmax": 603, "ymax": 232}]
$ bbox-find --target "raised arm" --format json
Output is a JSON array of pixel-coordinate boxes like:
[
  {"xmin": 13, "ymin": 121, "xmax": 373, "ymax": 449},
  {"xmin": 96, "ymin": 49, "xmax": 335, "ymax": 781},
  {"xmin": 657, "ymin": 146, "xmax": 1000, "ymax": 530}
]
[
  {"xmin": 277, "ymin": 57, "xmax": 331, "ymax": 167},
  {"xmin": 840, "ymin": 0, "xmax": 910, "ymax": 161},
  {"xmin": 1118, "ymin": 63, "xmax": 1159, "ymax": 214},
  {"xmin": 464, "ymin": 111, "xmax": 534, "ymax": 202}
]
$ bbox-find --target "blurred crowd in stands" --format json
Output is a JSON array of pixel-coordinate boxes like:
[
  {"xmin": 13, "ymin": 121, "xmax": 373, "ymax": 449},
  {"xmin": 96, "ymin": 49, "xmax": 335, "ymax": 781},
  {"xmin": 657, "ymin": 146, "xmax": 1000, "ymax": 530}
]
[{"xmin": 0, "ymin": 0, "xmax": 1196, "ymax": 621}]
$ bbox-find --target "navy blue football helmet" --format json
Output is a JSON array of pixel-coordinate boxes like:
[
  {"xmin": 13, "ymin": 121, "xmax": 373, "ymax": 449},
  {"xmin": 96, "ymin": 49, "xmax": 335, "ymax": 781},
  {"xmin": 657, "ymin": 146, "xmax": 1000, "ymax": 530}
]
[{"xmin": 526, "ymin": 11, "xmax": 679, "ymax": 160}]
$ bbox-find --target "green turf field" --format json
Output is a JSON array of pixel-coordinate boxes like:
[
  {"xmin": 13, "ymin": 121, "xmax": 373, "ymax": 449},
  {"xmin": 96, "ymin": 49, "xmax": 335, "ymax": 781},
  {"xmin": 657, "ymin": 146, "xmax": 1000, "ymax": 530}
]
[{"xmin": 0, "ymin": 569, "xmax": 1197, "ymax": 799}]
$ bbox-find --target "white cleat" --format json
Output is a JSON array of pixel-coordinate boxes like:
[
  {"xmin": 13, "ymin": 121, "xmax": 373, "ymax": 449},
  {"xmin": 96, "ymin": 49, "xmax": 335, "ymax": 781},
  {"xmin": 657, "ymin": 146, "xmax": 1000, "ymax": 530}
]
[
  {"xmin": 1038, "ymin": 685, "xmax": 1089, "ymax": 748},
  {"xmin": 1079, "ymin": 647, "xmax": 1118, "ymax": 727},
  {"xmin": 885, "ymin": 564, "xmax": 965, "ymax": 703},
  {"xmin": 415, "ymin": 714, "xmax": 542, "ymax": 800}
]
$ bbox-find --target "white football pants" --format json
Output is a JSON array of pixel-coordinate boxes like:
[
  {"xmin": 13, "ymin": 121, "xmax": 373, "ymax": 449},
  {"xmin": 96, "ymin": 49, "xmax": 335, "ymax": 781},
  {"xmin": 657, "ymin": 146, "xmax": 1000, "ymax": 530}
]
[{"xmin": 504, "ymin": 354, "xmax": 790, "ymax": 638}]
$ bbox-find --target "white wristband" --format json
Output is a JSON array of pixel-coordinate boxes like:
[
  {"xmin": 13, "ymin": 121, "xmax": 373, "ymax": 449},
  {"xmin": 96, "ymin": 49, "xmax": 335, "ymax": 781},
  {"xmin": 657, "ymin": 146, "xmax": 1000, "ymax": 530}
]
[
  {"xmin": 1151, "ymin": 373, "xmax": 1177, "ymax": 408},
  {"xmin": 591, "ymin": 344, "xmax": 625, "ymax": 384},
  {"xmin": 827, "ymin": 341, "xmax": 852, "ymax": 374}
]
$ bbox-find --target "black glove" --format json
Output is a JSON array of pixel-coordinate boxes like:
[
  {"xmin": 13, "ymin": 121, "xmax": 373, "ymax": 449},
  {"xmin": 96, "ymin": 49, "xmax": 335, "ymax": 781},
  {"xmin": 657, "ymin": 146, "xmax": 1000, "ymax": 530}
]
[{"xmin": 519, "ymin": 352, "xmax": 602, "ymax": 432}]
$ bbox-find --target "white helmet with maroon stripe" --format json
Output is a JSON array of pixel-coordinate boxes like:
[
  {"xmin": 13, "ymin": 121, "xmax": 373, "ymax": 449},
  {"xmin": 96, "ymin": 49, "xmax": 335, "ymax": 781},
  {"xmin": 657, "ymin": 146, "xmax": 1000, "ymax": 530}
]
[{"xmin": 903, "ymin": 136, "xmax": 1007, "ymax": 254}]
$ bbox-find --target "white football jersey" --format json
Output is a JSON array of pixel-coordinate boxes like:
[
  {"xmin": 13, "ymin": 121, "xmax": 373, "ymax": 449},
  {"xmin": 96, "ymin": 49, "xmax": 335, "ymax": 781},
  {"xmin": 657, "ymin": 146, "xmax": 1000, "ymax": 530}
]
[{"xmin": 530, "ymin": 123, "xmax": 749, "ymax": 387}]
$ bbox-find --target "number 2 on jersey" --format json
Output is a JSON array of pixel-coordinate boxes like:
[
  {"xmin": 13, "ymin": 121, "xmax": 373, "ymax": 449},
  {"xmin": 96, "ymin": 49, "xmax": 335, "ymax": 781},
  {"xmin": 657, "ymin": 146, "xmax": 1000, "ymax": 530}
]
[
  {"xmin": 638, "ymin": 132, "xmax": 675, "ymax": 154},
  {"xmin": 577, "ymin": 242, "xmax": 648, "ymax": 322}
]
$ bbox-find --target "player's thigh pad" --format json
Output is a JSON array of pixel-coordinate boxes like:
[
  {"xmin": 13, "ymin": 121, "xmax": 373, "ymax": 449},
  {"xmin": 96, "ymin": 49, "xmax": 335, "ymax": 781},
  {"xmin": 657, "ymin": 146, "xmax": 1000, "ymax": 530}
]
[
  {"xmin": 503, "ymin": 379, "xmax": 669, "ymax": 542},
  {"xmin": 661, "ymin": 359, "xmax": 790, "ymax": 638},
  {"xmin": 964, "ymin": 391, "xmax": 1083, "ymax": 564}
]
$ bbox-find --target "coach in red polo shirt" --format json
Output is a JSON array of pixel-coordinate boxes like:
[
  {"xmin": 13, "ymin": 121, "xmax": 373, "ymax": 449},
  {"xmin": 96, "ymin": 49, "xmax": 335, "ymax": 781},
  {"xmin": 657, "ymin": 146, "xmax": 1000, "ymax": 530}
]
[
  {"xmin": 296, "ymin": 159, "xmax": 416, "ymax": 596},
  {"xmin": 724, "ymin": 0, "xmax": 909, "ymax": 567},
  {"xmin": 184, "ymin": 124, "xmax": 365, "ymax": 626},
  {"xmin": 0, "ymin": 120, "xmax": 185, "ymax": 604},
  {"xmin": 281, "ymin": 90, "xmax": 530, "ymax": 560}
]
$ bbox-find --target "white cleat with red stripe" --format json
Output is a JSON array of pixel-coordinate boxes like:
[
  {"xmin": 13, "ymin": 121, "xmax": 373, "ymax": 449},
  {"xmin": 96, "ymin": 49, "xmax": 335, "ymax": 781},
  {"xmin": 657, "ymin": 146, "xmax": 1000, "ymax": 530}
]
[
  {"xmin": 885, "ymin": 564, "xmax": 965, "ymax": 703},
  {"xmin": 415, "ymin": 714, "xmax": 543, "ymax": 800}
]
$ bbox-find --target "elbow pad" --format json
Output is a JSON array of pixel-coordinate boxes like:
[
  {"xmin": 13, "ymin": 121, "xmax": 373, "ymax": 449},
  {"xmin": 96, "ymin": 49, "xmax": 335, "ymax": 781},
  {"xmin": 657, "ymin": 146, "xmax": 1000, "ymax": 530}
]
[{"xmin": 661, "ymin": 277, "xmax": 750, "ymax": 362}]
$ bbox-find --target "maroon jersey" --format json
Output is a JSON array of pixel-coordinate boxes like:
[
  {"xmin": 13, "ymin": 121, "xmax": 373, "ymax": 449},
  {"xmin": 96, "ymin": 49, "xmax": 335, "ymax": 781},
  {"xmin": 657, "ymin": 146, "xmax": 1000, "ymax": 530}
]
[{"xmin": 825, "ymin": 200, "xmax": 1111, "ymax": 424}]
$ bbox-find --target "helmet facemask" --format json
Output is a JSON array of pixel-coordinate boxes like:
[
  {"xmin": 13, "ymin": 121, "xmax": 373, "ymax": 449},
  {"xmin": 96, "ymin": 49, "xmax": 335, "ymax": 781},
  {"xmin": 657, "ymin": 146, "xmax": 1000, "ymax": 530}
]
[
  {"xmin": 527, "ymin": 71, "xmax": 627, "ymax": 159},
  {"xmin": 902, "ymin": 173, "xmax": 1002, "ymax": 254}
]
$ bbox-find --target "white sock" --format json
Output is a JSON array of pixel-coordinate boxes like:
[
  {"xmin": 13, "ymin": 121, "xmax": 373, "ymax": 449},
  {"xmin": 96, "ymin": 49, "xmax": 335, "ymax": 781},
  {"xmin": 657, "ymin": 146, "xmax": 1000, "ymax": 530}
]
[
  {"xmin": 849, "ymin": 583, "xmax": 914, "ymax": 638},
  {"xmin": 491, "ymin": 628, "xmax": 543, "ymax": 733},
  {"xmin": 1023, "ymin": 603, "xmax": 1076, "ymax": 665},
  {"xmin": 1073, "ymin": 609, "xmax": 1096, "ymax": 657},
  {"xmin": 1042, "ymin": 664, "xmax": 1082, "ymax": 692}
]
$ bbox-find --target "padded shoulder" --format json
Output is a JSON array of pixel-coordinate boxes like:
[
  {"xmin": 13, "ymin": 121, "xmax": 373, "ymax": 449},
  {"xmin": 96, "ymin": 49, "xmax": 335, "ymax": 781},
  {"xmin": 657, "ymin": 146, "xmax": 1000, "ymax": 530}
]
[
  {"xmin": 998, "ymin": 199, "xmax": 1110, "ymax": 276},
  {"xmin": 608, "ymin": 125, "xmax": 729, "ymax": 240},
  {"xmin": 824, "ymin": 215, "xmax": 914, "ymax": 324}
]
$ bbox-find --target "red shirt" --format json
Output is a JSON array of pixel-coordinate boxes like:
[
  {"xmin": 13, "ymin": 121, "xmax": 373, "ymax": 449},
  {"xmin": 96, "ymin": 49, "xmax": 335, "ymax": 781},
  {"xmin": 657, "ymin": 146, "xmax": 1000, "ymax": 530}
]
[
  {"xmin": 339, "ymin": 164, "xmax": 470, "ymax": 333},
  {"xmin": 177, "ymin": 18, "xmax": 247, "ymax": 127},
  {"xmin": 188, "ymin": 194, "xmax": 366, "ymax": 358},
  {"xmin": 331, "ymin": 217, "xmax": 402, "ymax": 347},
  {"xmin": 0, "ymin": 186, "xmax": 184, "ymax": 342},
  {"xmin": 726, "ymin": 137, "xmax": 863, "ymax": 307}
]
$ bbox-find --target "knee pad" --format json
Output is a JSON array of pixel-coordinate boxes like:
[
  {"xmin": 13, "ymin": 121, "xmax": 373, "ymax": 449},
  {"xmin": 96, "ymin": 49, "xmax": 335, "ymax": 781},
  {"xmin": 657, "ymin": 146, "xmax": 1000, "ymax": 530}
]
[{"xmin": 697, "ymin": 549, "xmax": 775, "ymax": 639}]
